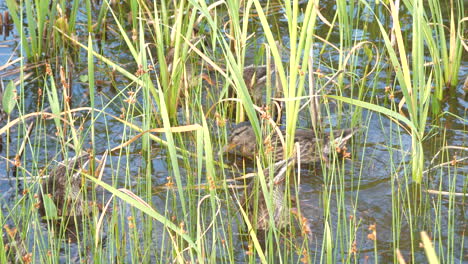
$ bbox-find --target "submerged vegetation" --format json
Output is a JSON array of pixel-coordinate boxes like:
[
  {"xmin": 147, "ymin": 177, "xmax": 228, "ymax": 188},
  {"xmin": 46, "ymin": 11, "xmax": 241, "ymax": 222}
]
[{"xmin": 0, "ymin": 0, "xmax": 466, "ymax": 263}]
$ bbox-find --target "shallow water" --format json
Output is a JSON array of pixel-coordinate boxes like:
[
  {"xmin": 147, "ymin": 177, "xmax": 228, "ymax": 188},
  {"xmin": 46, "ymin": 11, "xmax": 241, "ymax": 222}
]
[{"xmin": 0, "ymin": 1, "xmax": 466, "ymax": 263}]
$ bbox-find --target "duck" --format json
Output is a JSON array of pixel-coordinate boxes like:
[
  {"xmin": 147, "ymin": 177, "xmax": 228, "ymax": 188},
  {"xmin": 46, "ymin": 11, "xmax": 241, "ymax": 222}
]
[
  {"xmin": 40, "ymin": 153, "xmax": 93, "ymax": 218},
  {"xmin": 170, "ymin": 59, "xmax": 273, "ymax": 99},
  {"xmin": 164, "ymin": 47, "xmax": 214, "ymax": 89},
  {"xmin": 222, "ymin": 122, "xmax": 359, "ymax": 164},
  {"xmin": 242, "ymin": 64, "xmax": 270, "ymax": 88},
  {"xmin": 241, "ymin": 155, "xmax": 297, "ymax": 230},
  {"xmin": 241, "ymin": 64, "xmax": 274, "ymax": 104}
]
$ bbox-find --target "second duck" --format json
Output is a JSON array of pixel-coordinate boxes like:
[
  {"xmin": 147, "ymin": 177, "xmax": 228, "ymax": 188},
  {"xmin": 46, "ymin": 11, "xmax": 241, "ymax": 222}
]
[{"xmin": 222, "ymin": 122, "xmax": 359, "ymax": 164}]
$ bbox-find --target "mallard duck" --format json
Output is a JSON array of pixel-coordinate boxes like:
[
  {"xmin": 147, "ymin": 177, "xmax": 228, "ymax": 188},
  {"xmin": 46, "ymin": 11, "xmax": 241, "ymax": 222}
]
[
  {"xmin": 241, "ymin": 156, "xmax": 297, "ymax": 230},
  {"xmin": 222, "ymin": 122, "xmax": 359, "ymax": 164},
  {"xmin": 40, "ymin": 153, "xmax": 92, "ymax": 218},
  {"xmin": 242, "ymin": 64, "xmax": 272, "ymax": 89},
  {"xmin": 165, "ymin": 47, "xmax": 214, "ymax": 88},
  {"xmin": 240, "ymin": 64, "xmax": 275, "ymax": 105}
]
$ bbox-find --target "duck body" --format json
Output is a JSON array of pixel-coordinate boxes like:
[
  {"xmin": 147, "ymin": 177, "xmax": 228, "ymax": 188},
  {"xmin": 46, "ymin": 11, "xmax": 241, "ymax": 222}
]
[
  {"xmin": 223, "ymin": 122, "xmax": 358, "ymax": 164},
  {"xmin": 241, "ymin": 157, "xmax": 296, "ymax": 230},
  {"xmin": 40, "ymin": 154, "xmax": 90, "ymax": 217},
  {"xmin": 241, "ymin": 64, "xmax": 275, "ymax": 105},
  {"xmin": 242, "ymin": 64, "xmax": 271, "ymax": 89}
]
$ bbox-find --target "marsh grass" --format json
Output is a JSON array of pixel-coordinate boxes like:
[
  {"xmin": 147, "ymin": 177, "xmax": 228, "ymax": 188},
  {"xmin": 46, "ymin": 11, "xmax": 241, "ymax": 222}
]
[{"xmin": 1, "ymin": 0, "xmax": 466, "ymax": 263}]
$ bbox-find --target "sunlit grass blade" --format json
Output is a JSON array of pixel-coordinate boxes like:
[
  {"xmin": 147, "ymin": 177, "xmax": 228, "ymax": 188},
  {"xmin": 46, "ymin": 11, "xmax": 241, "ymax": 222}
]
[
  {"xmin": 83, "ymin": 174, "xmax": 198, "ymax": 252},
  {"xmin": 421, "ymin": 231, "xmax": 440, "ymax": 264}
]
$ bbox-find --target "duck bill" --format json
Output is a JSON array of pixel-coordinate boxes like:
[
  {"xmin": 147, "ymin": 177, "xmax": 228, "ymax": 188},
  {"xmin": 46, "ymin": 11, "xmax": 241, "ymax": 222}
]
[
  {"xmin": 219, "ymin": 143, "xmax": 237, "ymax": 156},
  {"xmin": 201, "ymin": 73, "xmax": 214, "ymax": 85}
]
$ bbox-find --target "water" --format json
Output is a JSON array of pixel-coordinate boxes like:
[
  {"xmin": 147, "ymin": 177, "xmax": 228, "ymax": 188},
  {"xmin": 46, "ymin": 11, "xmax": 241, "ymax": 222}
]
[{"xmin": 0, "ymin": 1, "xmax": 466, "ymax": 262}]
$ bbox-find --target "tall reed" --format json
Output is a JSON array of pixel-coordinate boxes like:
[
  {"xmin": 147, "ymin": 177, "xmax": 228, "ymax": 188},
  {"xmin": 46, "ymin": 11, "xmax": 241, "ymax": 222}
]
[{"xmin": 1, "ymin": 0, "xmax": 465, "ymax": 262}]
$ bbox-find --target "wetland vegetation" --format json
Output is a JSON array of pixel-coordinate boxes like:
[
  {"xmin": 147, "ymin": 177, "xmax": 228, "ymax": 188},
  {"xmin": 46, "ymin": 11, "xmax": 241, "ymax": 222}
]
[{"xmin": 0, "ymin": 0, "xmax": 466, "ymax": 263}]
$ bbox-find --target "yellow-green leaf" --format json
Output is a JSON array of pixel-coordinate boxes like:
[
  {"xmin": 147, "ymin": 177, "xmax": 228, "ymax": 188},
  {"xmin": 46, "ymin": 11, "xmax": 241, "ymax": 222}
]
[{"xmin": 2, "ymin": 80, "xmax": 17, "ymax": 114}]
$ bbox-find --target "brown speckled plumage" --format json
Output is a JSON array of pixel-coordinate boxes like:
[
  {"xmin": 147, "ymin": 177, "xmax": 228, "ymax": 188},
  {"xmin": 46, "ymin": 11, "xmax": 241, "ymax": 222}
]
[
  {"xmin": 223, "ymin": 122, "xmax": 358, "ymax": 164},
  {"xmin": 243, "ymin": 64, "xmax": 270, "ymax": 88},
  {"xmin": 241, "ymin": 157, "xmax": 296, "ymax": 230},
  {"xmin": 40, "ymin": 153, "xmax": 91, "ymax": 217},
  {"xmin": 242, "ymin": 64, "xmax": 274, "ymax": 104}
]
